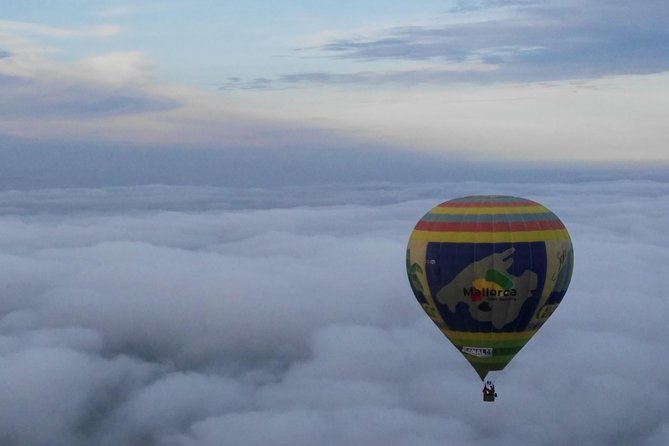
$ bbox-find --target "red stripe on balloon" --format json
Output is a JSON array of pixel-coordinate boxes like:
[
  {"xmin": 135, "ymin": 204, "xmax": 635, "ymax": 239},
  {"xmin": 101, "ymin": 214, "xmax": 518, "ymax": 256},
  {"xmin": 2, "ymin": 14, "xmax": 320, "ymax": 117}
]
[
  {"xmin": 414, "ymin": 219, "xmax": 564, "ymax": 232},
  {"xmin": 437, "ymin": 201, "xmax": 538, "ymax": 208}
]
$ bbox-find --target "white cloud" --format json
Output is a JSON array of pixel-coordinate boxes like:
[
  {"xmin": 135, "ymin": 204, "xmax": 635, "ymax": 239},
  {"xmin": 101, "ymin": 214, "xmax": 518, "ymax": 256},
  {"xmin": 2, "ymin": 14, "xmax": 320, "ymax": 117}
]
[
  {"xmin": 0, "ymin": 24, "xmax": 177, "ymax": 126},
  {"xmin": 0, "ymin": 20, "xmax": 120, "ymax": 39},
  {"xmin": 98, "ymin": 6, "xmax": 139, "ymax": 19},
  {"xmin": 74, "ymin": 51, "xmax": 154, "ymax": 86},
  {"xmin": 0, "ymin": 178, "xmax": 667, "ymax": 445}
]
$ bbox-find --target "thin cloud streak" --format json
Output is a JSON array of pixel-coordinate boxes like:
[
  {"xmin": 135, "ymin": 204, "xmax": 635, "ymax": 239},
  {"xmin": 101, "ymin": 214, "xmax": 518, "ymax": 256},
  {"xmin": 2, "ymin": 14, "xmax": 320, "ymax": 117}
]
[
  {"xmin": 261, "ymin": 0, "xmax": 669, "ymax": 87},
  {"xmin": 0, "ymin": 75, "xmax": 177, "ymax": 118},
  {"xmin": 0, "ymin": 20, "xmax": 120, "ymax": 39}
]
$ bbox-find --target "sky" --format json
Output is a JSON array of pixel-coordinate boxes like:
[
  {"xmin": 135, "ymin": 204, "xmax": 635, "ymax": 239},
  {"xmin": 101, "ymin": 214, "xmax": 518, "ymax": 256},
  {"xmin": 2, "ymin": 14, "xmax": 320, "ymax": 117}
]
[
  {"xmin": 1, "ymin": 180, "xmax": 668, "ymax": 446},
  {"xmin": 1, "ymin": 0, "xmax": 668, "ymax": 172},
  {"xmin": 1, "ymin": 2, "xmax": 669, "ymax": 445}
]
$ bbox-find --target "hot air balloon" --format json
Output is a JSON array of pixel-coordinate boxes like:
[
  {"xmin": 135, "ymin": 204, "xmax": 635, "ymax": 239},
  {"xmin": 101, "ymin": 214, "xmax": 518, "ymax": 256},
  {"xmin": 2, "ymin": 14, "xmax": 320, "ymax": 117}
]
[{"xmin": 406, "ymin": 195, "xmax": 573, "ymax": 401}]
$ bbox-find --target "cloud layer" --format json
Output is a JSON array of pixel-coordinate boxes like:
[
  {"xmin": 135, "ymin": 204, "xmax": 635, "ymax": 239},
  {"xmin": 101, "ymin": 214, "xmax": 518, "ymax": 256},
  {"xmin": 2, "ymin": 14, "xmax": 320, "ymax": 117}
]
[{"xmin": 0, "ymin": 178, "xmax": 668, "ymax": 445}]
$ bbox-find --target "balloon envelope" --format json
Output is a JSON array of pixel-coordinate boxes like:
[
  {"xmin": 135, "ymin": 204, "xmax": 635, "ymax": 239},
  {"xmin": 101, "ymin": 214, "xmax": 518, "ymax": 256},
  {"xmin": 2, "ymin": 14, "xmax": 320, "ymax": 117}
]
[{"xmin": 406, "ymin": 195, "xmax": 573, "ymax": 380}]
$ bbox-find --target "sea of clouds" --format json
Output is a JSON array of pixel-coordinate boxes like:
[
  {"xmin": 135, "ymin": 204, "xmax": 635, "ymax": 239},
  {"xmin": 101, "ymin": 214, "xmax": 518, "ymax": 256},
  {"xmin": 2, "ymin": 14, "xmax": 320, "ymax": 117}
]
[{"xmin": 0, "ymin": 179, "xmax": 667, "ymax": 446}]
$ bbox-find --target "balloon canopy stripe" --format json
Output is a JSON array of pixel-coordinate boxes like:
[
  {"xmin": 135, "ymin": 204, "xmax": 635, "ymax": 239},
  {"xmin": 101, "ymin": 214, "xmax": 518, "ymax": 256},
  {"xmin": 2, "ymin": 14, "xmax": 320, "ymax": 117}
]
[
  {"xmin": 442, "ymin": 329, "xmax": 536, "ymax": 343},
  {"xmin": 414, "ymin": 219, "xmax": 565, "ymax": 232},
  {"xmin": 438, "ymin": 200, "xmax": 539, "ymax": 208},
  {"xmin": 442, "ymin": 196, "xmax": 533, "ymax": 203},
  {"xmin": 409, "ymin": 229, "xmax": 570, "ymax": 243},
  {"xmin": 420, "ymin": 212, "xmax": 560, "ymax": 223},
  {"xmin": 429, "ymin": 205, "xmax": 550, "ymax": 215}
]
